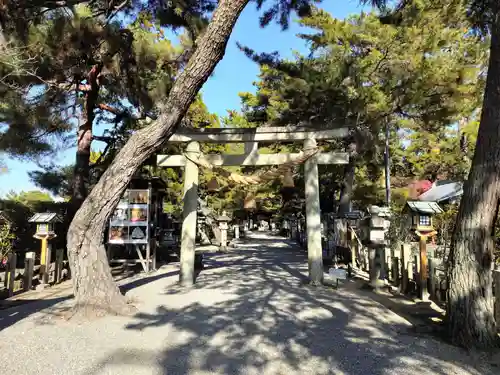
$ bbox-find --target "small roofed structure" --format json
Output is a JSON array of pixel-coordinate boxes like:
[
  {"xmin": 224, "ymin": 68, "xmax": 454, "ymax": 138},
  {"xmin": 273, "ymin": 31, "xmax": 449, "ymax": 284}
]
[
  {"xmin": 403, "ymin": 201, "xmax": 443, "ymax": 232},
  {"xmin": 28, "ymin": 212, "xmax": 62, "ymax": 239},
  {"xmin": 418, "ymin": 180, "xmax": 463, "ymax": 204}
]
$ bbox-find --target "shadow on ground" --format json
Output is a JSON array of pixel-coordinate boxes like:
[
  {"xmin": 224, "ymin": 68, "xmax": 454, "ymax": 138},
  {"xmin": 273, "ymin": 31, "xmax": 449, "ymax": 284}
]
[
  {"xmin": 0, "ymin": 267, "xmax": 181, "ymax": 331},
  {"xmin": 89, "ymin": 233, "xmax": 495, "ymax": 375},
  {"xmin": 0, "ymin": 296, "xmax": 72, "ymax": 331},
  {"xmin": 119, "ymin": 269, "xmax": 179, "ymax": 294}
]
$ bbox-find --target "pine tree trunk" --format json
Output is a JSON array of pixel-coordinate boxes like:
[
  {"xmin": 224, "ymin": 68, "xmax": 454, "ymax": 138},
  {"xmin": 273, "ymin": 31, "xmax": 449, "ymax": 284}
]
[
  {"xmin": 338, "ymin": 161, "xmax": 355, "ymax": 215},
  {"xmin": 71, "ymin": 65, "xmax": 102, "ymax": 214},
  {"xmin": 66, "ymin": 0, "xmax": 250, "ymax": 316},
  {"xmin": 338, "ymin": 141, "xmax": 357, "ymax": 216},
  {"xmin": 446, "ymin": 13, "xmax": 500, "ymax": 349}
]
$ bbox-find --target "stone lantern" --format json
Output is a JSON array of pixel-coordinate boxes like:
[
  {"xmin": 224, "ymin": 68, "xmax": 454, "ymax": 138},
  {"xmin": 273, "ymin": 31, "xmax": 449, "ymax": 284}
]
[
  {"xmin": 28, "ymin": 212, "xmax": 62, "ymax": 288},
  {"xmin": 233, "ymin": 220, "xmax": 240, "ymax": 240},
  {"xmin": 360, "ymin": 205, "xmax": 391, "ymax": 288},
  {"xmin": 403, "ymin": 201, "xmax": 443, "ymax": 300},
  {"xmin": 218, "ymin": 211, "xmax": 231, "ymax": 252}
]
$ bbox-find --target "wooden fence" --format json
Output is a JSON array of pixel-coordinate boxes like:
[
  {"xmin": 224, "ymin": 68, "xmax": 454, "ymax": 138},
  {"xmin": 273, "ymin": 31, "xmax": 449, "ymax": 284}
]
[
  {"xmin": 368, "ymin": 242, "xmax": 500, "ymax": 325},
  {"xmin": 285, "ymin": 223, "xmax": 500, "ymax": 325},
  {"xmin": 1, "ymin": 249, "xmax": 68, "ymax": 298}
]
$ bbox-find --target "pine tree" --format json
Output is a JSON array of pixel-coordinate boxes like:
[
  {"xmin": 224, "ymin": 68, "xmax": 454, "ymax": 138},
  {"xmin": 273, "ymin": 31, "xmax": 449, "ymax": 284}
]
[
  {"xmin": 235, "ymin": 3, "xmax": 485, "ymax": 214},
  {"xmin": 32, "ymin": 0, "xmax": 315, "ymax": 317},
  {"xmin": 371, "ymin": 0, "xmax": 500, "ymax": 349},
  {"xmin": 0, "ymin": 2, "xmax": 208, "ymax": 214},
  {"xmin": 444, "ymin": 0, "xmax": 500, "ymax": 349}
]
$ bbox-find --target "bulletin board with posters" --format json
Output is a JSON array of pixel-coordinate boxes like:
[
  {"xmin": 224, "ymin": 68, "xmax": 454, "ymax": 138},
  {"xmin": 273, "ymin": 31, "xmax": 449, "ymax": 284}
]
[{"xmin": 108, "ymin": 189, "xmax": 150, "ymax": 244}]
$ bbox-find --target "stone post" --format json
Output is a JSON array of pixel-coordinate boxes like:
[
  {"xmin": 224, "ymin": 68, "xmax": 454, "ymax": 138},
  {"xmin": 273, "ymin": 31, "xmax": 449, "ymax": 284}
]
[
  {"xmin": 244, "ymin": 140, "xmax": 258, "ymax": 154},
  {"xmin": 370, "ymin": 246, "xmax": 385, "ymax": 287},
  {"xmin": 23, "ymin": 251, "xmax": 34, "ymax": 291},
  {"xmin": 54, "ymin": 248, "xmax": 64, "ymax": 284},
  {"xmin": 304, "ymin": 137, "xmax": 323, "ymax": 285},
  {"xmin": 180, "ymin": 141, "xmax": 199, "ymax": 287},
  {"xmin": 7, "ymin": 252, "xmax": 16, "ymax": 297},
  {"xmin": 392, "ymin": 256, "xmax": 400, "ymax": 287},
  {"xmin": 366, "ymin": 210, "xmax": 386, "ymax": 288},
  {"xmin": 37, "ymin": 237, "xmax": 48, "ymax": 290},
  {"xmin": 349, "ymin": 229, "xmax": 357, "ymax": 270},
  {"xmin": 219, "ymin": 223, "xmax": 228, "ymax": 251},
  {"xmin": 419, "ymin": 235, "xmax": 429, "ymax": 301},
  {"xmin": 38, "ymin": 242, "xmax": 51, "ymax": 288},
  {"xmin": 400, "ymin": 243, "xmax": 411, "ymax": 294},
  {"xmin": 428, "ymin": 257, "xmax": 436, "ymax": 300},
  {"xmin": 234, "ymin": 224, "xmax": 240, "ymax": 240}
]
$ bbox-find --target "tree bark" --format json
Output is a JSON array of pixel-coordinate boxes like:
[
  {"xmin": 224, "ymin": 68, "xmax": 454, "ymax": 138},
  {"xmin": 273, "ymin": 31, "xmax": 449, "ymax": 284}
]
[
  {"xmin": 446, "ymin": 11, "xmax": 500, "ymax": 349},
  {"xmin": 338, "ymin": 141, "xmax": 357, "ymax": 216},
  {"xmin": 337, "ymin": 160, "xmax": 355, "ymax": 215},
  {"xmin": 66, "ymin": 0, "xmax": 250, "ymax": 316},
  {"xmin": 72, "ymin": 64, "xmax": 102, "ymax": 212}
]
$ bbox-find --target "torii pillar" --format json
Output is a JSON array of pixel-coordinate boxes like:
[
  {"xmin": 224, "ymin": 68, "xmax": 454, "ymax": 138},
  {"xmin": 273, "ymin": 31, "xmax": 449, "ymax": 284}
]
[
  {"xmin": 180, "ymin": 141, "xmax": 199, "ymax": 286},
  {"xmin": 158, "ymin": 126, "xmax": 350, "ymax": 286},
  {"xmin": 304, "ymin": 137, "xmax": 323, "ymax": 285}
]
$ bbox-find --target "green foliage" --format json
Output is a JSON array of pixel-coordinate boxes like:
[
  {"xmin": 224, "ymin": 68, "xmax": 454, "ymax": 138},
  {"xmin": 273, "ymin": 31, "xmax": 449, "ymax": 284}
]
[
  {"xmin": 386, "ymin": 210, "xmax": 411, "ymax": 253},
  {"xmin": 434, "ymin": 204, "xmax": 458, "ymax": 247},
  {"xmin": 0, "ymin": 223, "xmax": 16, "ymax": 261},
  {"xmin": 0, "ymin": 0, "xmax": 319, "ymax": 162},
  {"xmin": 28, "ymin": 165, "xmax": 73, "ymax": 199},
  {"xmin": 1, "ymin": 189, "xmax": 66, "ymax": 253},
  {"xmin": 5, "ymin": 190, "xmax": 53, "ymax": 207},
  {"xmin": 148, "ymin": 95, "xmax": 228, "ymax": 216},
  {"xmin": 231, "ymin": 1, "xmax": 485, "ymax": 213},
  {"xmin": 1, "ymin": 2, "xmax": 196, "ymax": 203},
  {"xmin": 1, "ymin": 1, "xmax": 487, "ymax": 223},
  {"xmin": 0, "ymin": 0, "xmax": 328, "ymax": 214}
]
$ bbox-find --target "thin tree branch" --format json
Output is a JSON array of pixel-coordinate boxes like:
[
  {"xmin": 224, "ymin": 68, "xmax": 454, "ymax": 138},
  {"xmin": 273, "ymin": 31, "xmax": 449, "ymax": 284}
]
[
  {"xmin": 97, "ymin": 103, "xmax": 121, "ymax": 115},
  {"xmin": 97, "ymin": 102, "xmax": 157, "ymax": 121},
  {"xmin": 92, "ymin": 135, "xmax": 113, "ymax": 142}
]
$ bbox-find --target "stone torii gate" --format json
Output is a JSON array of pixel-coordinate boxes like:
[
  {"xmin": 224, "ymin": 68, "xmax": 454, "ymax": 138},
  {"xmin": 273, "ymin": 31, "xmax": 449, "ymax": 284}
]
[{"xmin": 157, "ymin": 126, "xmax": 349, "ymax": 286}]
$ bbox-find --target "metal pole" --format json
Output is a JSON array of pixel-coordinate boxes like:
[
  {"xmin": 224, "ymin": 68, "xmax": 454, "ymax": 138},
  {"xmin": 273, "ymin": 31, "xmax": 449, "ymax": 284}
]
[{"xmin": 384, "ymin": 121, "xmax": 391, "ymax": 206}]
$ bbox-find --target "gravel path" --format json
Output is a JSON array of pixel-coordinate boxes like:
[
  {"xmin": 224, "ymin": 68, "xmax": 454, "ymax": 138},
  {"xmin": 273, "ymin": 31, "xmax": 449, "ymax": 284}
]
[{"xmin": 0, "ymin": 232, "xmax": 495, "ymax": 375}]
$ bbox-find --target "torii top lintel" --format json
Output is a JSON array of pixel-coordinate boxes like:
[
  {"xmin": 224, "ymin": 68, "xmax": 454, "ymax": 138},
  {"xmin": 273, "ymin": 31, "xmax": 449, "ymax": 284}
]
[{"xmin": 168, "ymin": 126, "xmax": 348, "ymax": 143}]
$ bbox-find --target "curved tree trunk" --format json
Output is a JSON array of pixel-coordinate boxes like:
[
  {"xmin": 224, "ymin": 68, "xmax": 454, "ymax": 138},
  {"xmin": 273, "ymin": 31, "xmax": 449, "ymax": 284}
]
[
  {"xmin": 446, "ymin": 13, "xmax": 500, "ymax": 349},
  {"xmin": 66, "ymin": 0, "xmax": 250, "ymax": 317}
]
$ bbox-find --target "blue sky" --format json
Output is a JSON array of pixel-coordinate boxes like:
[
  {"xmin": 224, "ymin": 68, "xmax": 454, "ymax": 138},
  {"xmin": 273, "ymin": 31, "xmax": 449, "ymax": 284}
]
[{"xmin": 0, "ymin": 1, "xmax": 366, "ymax": 197}]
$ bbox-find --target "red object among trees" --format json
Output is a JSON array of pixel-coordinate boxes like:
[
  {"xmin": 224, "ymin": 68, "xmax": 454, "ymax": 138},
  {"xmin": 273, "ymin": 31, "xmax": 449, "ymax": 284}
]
[{"xmin": 408, "ymin": 180, "xmax": 433, "ymax": 199}]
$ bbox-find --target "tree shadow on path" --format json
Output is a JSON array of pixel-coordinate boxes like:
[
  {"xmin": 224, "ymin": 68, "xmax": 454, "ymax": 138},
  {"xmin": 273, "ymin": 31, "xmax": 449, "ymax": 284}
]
[
  {"xmin": 0, "ymin": 266, "xmax": 180, "ymax": 331},
  {"xmin": 90, "ymin": 233, "xmax": 495, "ymax": 375}
]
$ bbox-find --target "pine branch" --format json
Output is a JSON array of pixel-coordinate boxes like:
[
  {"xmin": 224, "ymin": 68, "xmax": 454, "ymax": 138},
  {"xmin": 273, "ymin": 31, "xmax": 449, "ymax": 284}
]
[
  {"xmin": 97, "ymin": 103, "xmax": 121, "ymax": 115},
  {"xmin": 25, "ymin": 0, "xmax": 95, "ymax": 9},
  {"xmin": 97, "ymin": 102, "xmax": 157, "ymax": 122},
  {"xmin": 90, "ymin": 143, "xmax": 111, "ymax": 169},
  {"xmin": 92, "ymin": 135, "xmax": 113, "ymax": 143}
]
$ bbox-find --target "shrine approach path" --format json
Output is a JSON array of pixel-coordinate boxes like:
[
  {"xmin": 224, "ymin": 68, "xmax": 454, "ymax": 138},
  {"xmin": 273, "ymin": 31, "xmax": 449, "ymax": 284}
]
[{"xmin": 0, "ymin": 232, "xmax": 494, "ymax": 375}]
